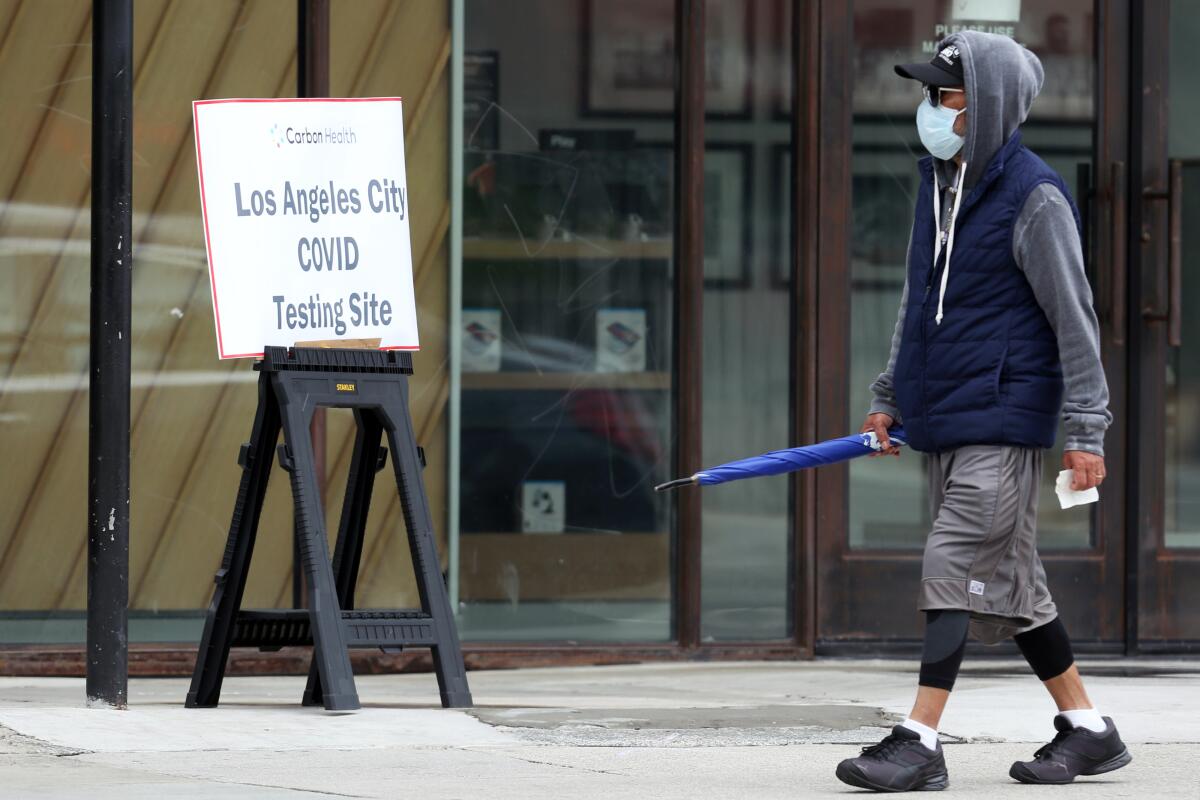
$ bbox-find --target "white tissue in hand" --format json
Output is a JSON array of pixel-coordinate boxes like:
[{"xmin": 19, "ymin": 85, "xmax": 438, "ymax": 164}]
[{"xmin": 1056, "ymin": 469, "xmax": 1099, "ymax": 510}]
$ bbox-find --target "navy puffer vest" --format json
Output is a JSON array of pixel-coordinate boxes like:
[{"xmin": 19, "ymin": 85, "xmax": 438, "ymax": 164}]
[{"xmin": 894, "ymin": 132, "xmax": 1079, "ymax": 453}]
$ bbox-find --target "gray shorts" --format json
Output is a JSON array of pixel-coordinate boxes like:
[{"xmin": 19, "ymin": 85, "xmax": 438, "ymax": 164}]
[{"xmin": 920, "ymin": 445, "xmax": 1058, "ymax": 645}]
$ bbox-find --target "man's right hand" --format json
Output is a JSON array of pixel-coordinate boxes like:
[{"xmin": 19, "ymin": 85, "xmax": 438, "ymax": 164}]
[{"xmin": 861, "ymin": 413, "xmax": 901, "ymax": 458}]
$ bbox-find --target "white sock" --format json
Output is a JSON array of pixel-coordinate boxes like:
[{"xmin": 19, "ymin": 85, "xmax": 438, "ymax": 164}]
[
  {"xmin": 900, "ymin": 718, "xmax": 939, "ymax": 751},
  {"xmin": 1061, "ymin": 707, "xmax": 1107, "ymax": 733}
]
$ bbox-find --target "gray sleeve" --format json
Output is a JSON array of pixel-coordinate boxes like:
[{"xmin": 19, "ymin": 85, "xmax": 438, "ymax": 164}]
[
  {"xmin": 867, "ymin": 235, "xmax": 910, "ymax": 421},
  {"xmin": 1013, "ymin": 183, "xmax": 1112, "ymax": 456}
]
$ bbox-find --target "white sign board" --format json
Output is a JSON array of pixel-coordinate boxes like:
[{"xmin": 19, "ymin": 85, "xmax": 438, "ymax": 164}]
[{"xmin": 193, "ymin": 97, "xmax": 418, "ymax": 358}]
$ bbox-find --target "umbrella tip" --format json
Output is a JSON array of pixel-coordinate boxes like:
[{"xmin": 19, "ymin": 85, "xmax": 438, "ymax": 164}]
[{"xmin": 654, "ymin": 476, "xmax": 697, "ymax": 492}]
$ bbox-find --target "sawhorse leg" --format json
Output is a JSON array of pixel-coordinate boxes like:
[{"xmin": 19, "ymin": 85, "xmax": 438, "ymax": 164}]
[
  {"xmin": 384, "ymin": 390, "xmax": 473, "ymax": 708},
  {"xmin": 302, "ymin": 410, "xmax": 383, "ymax": 706},
  {"xmin": 278, "ymin": 393, "xmax": 360, "ymax": 711},
  {"xmin": 186, "ymin": 374, "xmax": 280, "ymax": 708}
]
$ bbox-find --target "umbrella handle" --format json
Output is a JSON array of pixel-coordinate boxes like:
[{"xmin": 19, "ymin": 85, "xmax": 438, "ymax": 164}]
[{"xmin": 654, "ymin": 476, "xmax": 697, "ymax": 493}]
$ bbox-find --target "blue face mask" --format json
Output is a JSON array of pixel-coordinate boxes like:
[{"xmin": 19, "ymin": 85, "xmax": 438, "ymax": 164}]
[{"xmin": 916, "ymin": 100, "xmax": 965, "ymax": 160}]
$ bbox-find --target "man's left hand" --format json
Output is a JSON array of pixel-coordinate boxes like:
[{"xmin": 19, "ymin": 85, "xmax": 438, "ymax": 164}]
[{"xmin": 1063, "ymin": 450, "xmax": 1106, "ymax": 491}]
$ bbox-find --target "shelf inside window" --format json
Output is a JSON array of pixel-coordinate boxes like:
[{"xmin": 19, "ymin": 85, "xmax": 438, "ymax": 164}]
[
  {"xmin": 463, "ymin": 237, "xmax": 672, "ymax": 261},
  {"xmin": 458, "ymin": 531, "xmax": 669, "ymax": 601},
  {"xmin": 461, "ymin": 371, "xmax": 671, "ymax": 391}
]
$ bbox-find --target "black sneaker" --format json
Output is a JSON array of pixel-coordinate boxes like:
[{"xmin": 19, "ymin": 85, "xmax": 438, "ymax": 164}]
[
  {"xmin": 836, "ymin": 725, "xmax": 949, "ymax": 792},
  {"xmin": 1009, "ymin": 714, "xmax": 1132, "ymax": 784}
]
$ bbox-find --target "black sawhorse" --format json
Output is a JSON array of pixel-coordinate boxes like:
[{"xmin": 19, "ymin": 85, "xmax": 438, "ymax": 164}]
[{"xmin": 185, "ymin": 346, "xmax": 472, "ymax": 711}]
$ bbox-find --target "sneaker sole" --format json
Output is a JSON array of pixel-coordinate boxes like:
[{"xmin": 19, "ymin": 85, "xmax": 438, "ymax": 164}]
[
  {"xmin": 1009, "ymin": 748, "xmax": 1133, "ymax": 785},
  {"xmin": 1082, "ymin": 748, "xmax": 1133, "ymax": 776},
  {"xmin": 836, "ymin": 763, "xmax": 950, "ymax": 792}
]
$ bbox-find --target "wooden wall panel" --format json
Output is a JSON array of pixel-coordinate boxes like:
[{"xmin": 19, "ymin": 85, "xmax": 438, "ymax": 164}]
[
  {"xmin": 0, "ymin": 3, "xmax": 90, "ymax": 202},
  {"xmin": 41, "ymin": 2, "xmax": 291, "ymax": 611},
  {"xmin": 0, "ymin": 1, "xmax": 298, "ymax": 610},
  {"xmin": 0, "ymin": 2, "xmax": 132, "ymax": 609},
  {"xmin": 321, "ymin": 0, "xmax": 451, "ymax": 610},
  {"xmin": 125, "ymin": 2, "xmax": 298, "ymax": 610},
  {"xmin": 53, "ymin": 2, "xmax": 293, "ymax": 611},
  {"xmin": 0, "ymin": 0, "xmax": 448, "ymax": 615}
]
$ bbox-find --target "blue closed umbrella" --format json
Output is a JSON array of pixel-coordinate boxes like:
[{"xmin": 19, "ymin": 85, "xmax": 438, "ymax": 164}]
[{"xmin": 654, "ymin": 427, "xmax": 907, "ymax": 492}]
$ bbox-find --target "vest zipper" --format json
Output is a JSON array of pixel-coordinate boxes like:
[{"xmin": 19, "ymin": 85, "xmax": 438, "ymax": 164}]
[{"xmin": 918, "ymin": 249, "xmax": 945, "ymax": 451}]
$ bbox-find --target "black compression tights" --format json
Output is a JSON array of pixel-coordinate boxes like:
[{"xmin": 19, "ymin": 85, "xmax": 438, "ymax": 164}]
[
  {"xmin": 917, "ymin": 613, "xmax": 1076, "ymax": 691},
  {"xmin": 917, "ymin": 610, "xmax": 970, "ymax": 691},
  {"xmin": 1013, "ymin": 616, "xmax": 1075, "ymax": 681}
]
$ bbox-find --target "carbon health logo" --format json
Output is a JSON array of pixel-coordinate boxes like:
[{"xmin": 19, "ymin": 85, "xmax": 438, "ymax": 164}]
[{"xmin": 269, "ymin": 122, "xmax": 358, "ymax": 148}]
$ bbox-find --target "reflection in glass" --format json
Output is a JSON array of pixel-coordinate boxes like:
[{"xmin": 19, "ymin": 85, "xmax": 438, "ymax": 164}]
[
  {"xmin": 849, "ymin": 0, "xmax": 1095, "ymax": 551},
  {"xmin": 328, "ymin": 0, "xmax": 456, "ymax": 611},
  {"xmin": 1165, "ymin": 164, "xmax": 1200, "ymax": 549},
  {"xmin": 456, "ymin": 0, "xmax": 675, "ymax": 641},
  {"xmin": 0, "ymin": 1, "xmax": 299, "ymax": 644},
  {"xmin": 0, "ymin": 1, "xmax": 94, "ymax": 644},
  {"xmin": 128, "ymin": 1, "xmax": 298, "ymax": 641}
]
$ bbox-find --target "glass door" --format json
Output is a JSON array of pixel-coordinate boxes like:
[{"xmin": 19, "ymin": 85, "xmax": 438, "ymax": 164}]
[
  {"xmin": 451, "ymin": 0, "xmax": 677, "ymax": 642},
  {"xmin": 818, "ymin": 0, "xmax": 1126, "ymax": 645},
  {"xmin": 1132, "ymin": 0, "xmax": 1200, "ymax": 647}
]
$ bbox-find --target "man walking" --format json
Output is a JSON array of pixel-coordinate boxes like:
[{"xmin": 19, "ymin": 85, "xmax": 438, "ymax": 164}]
[{"xmin": 835, "ymin": 31, "xmax": 1131, "ymax": 792}]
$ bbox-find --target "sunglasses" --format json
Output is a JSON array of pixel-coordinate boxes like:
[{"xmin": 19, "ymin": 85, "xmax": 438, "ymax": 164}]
[{"xmin": 922, "ymin": 84, "xmax": 965, "ymax": 108}]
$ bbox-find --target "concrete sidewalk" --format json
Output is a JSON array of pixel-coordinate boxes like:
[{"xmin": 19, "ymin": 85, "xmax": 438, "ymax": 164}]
[{"xmin": 0, "ymin": 659, "xmax": 1196, "ymax": 798}]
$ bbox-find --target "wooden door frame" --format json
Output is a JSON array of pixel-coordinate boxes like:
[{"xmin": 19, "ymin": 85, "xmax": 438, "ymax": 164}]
[
  {"xmin": 684, "ymin": 0, "xmax": 822, "ymax": 657},
  {"xmin": 672, "ymin": 0, "xmax": 707, "ymax": 651},
  {"xmin": 1094, "ymin": 0, "xmax": 1132, "ymax": 653},
  {"xmin": 791, "ymin": 0, "xmax": 823, "ymax": 655},
  {"xmin": 1094, "ymin": 0, "xmax": 1134, "ymax": 655},
  {"xmin": 808, "ymin": 0, "xmax": 855, "ymax": 645}
]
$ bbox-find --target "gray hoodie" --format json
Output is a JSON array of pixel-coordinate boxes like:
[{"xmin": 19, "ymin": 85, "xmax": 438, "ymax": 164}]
[{"xmin": 869, "ymin": 31, "xmax": 1112, "ymax": 456}]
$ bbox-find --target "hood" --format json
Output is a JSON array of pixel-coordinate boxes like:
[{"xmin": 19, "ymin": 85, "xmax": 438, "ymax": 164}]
[{"xmin": 938, "ymin": 31, "xmax": 1044, "ymax": 190}]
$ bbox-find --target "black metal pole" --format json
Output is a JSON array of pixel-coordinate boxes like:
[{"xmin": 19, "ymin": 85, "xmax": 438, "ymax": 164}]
[{"xmin": 88, "ymin": 0, "xmax": 133, "ymax": 708}]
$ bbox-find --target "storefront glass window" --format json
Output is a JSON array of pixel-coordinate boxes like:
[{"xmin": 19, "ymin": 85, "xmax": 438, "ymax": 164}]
[
  {"xmin": 0, "ymin": 2, "xmax": 298, "ymax": 644},
  {"xmin": 454, "ymin": 0, "xmax": 676, "ymax": 642},
  {"xmin": 848, "ymin": 0, "xmax": 1095, "ymax": 551},
  {"xmin": 128, "ymin": 1, "xmax": 297, "ymax": 641},
  {"xmin": 0, "ymin": 1, "xmax": 94, "ymax": 642},
  {"xmin": 700, "ymin": 0, "xmax": 792, "ymax": 642},
  {"xmin": 1165, "ymin": 0, "xmax": 1200, "ymax": 549},
  {"xmin": 328, "ymin": 0, "xmax": 453, "ymax": 612}
]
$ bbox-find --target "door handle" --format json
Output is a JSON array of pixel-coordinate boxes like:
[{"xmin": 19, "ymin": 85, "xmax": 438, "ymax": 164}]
[
  {"xmin": 1168, "ymin": 160, "xmax": 1182, "ymax": 348},
  {"xmin": 1076, "ymin": 162, "xmax": 1092, "ymax": 271},
  {"xmin": 1110, "ymin": 161, "xmax": 1127, "ymax": 346},
  {"xmin": 1142, "ymin": 160, "xmax": 1183, "ymax": 347}
]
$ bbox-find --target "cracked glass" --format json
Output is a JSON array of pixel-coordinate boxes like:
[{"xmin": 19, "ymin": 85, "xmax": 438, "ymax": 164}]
[{"xmin": 455, "ymin": 0, "xmax": 676, "ymax": 642}]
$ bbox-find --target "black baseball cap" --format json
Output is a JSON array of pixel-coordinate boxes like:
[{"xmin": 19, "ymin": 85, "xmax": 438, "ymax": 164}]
[{"xmin": 895, "ymin": 43, "xmax": 963, "ymax": 87}]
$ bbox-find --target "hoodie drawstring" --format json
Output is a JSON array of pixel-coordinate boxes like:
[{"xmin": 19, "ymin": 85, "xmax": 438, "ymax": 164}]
[{"xmin": 931, "ymin": 162, "xmax": 967, "ymax": 326}]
